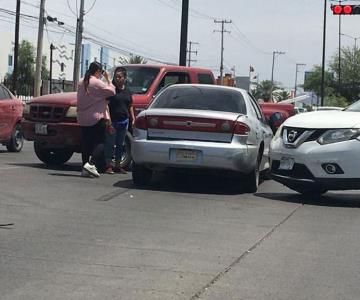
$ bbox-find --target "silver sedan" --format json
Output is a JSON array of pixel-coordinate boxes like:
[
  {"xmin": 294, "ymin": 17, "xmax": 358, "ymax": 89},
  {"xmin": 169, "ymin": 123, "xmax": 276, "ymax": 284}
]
[{"xmin": 131, "ymin": 84, "xmax": 275, "ymax": 192}]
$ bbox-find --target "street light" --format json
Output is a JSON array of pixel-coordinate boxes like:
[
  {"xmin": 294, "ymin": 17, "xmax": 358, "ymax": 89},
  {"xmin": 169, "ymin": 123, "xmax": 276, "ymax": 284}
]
[
  {"xmin": 340, "ymin": 33, "xmax": 360, "ymax": 49},
  {"xmin": 294, "ymin": 63, "xmax": 306, "ymax": 97}
]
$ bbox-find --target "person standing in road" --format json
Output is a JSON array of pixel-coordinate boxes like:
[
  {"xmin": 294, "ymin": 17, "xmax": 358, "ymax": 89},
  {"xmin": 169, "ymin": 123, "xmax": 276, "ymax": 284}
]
[
  {"xmin": 77, "ymin": 61, "xmax": 115, "ymax": 177},
  {"xmin": 104, "ymin": 67, "xmax": 135, "ymax": 174}
]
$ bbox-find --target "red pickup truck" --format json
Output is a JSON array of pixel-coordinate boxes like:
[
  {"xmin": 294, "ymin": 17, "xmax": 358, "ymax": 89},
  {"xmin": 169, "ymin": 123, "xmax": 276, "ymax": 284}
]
[
  {"xmin": 22, "ymin": 64, "xmax": 294, "ymax": 168},
  {"xmin": 0, "ymin": 84, "xmax": 24, "ymax": 152}
]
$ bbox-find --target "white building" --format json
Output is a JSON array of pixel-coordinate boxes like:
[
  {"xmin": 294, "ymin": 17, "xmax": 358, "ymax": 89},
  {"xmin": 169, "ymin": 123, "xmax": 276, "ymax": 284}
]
[
  {"xmin": 0, "ymin": 31, "xmax": 15, "ymax": 81},
  {"xmin": 0, "ymin": 31, "xmax": 123, "ymax": 93}
]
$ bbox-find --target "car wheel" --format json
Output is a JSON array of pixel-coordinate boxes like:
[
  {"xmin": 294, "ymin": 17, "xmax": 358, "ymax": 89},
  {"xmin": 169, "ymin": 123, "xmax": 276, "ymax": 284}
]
[
  {"xmin": 132, "ymin": 163, "xmax": 153, "ymax": 187},
  {"xmin": 119, "ymin": 136, "xmax": 132, "ymax": 170},
  {"xmin": 34, "ymin": 141, "xmax": 73, "ymax": 165},
  {"xmin": 244, "ymin": 153, "xmax": 261, "ymax": 193},
  {"xmin": 6, "ymin": 123, "xmax": 24, "ymax": 152},
  {"xmin": 291, "ymin": 186, "xmax": 328, "ymax": 196}
]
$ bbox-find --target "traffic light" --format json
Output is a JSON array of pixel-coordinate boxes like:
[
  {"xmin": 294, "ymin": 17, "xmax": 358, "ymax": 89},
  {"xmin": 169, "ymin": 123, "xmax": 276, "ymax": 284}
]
[{"xmin": 331, "ymin": 4, "xmax": 360, "ymax": 15}]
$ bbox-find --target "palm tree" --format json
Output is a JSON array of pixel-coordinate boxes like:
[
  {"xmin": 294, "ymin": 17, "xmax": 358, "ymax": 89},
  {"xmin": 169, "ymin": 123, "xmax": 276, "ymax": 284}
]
[
  {"xmin": 119, "ymin": 54, "xmax": 147, "ymax": 65},
  {"xmin": 273, "ymin": 89, "xmax": 291, "ymax": 102},
  {"xmin": 251, "ymin": 80, "xmax": 277, "ymax": 101}
]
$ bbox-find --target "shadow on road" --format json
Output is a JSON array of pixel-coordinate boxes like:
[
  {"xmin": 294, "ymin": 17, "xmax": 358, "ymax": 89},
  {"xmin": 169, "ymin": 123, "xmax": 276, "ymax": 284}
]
[
  {"xmin": 255, "ymin": 192, "xmax": 360, "ymax": 208},
  {"xmin": 114, "ymin": 171, "xmax": 254, "ymax": 196},
  {"xmin": 9, "ymin": 162, "xmax": 81, "ymax": 172}
]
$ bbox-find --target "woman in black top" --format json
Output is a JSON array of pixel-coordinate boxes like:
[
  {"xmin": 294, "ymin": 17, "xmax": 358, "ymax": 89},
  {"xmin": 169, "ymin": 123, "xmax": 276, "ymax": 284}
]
[{"xmin": 104, "ymin": 67, "xmax": 135, "ymax": 174}]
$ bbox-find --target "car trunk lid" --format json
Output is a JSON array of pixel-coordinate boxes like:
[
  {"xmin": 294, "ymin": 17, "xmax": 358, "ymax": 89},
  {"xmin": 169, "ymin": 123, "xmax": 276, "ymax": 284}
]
[{"xmin": 142, "ymin": 109, "xmax": 244, "ymax": 143}]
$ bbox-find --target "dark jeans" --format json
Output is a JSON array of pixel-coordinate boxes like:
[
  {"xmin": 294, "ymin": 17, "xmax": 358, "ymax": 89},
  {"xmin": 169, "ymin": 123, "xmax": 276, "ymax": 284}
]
[
  {"xmin": 80, "ymin": 119, "xmax": 106, "ymax": 166},
  {"xmin": 104, "ymin": 120, "xmax": 128, "ymax": 165}
]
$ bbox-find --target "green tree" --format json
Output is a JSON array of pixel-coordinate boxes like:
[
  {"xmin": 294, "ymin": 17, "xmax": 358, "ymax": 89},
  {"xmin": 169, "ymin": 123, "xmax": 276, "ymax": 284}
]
[
  {"xmin": 119, "ymin": 54, "xmax": 147, "ymax": 64},
  {"xmin": 273, "ymin": 89, "xmax": 291, "ymax": 102},
  {"xmin": 302, "ymin": 65, "xmax": 334, "ymax": 97},
  {"xmin": 3, "ymin": 40, "xmax": 35, "ymax": 95},
  {"xmin": 251, "ymin": 80, "xmax": 278, "ymax": 101},
  {"xmin": 329, "ymin": 46, "xmax": 360, "ymax": 102}
]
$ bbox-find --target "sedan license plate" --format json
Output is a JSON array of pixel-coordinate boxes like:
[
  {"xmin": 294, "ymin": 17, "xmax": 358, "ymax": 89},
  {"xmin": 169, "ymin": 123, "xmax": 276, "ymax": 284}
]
[
  {"xmin": 175, "ymin": 149, "xmax": 197, "ymax": 161},
  {"xmin": 35, "ymin": 123, "xmax": 48, "ymax": 135},
  {"xmin": 279, "ymin": 157, "xmax": 295, "ymax": 170}
]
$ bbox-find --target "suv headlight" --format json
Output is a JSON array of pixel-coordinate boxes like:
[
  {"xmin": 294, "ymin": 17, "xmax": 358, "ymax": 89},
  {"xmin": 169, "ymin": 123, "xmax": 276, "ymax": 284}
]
[
  {"xmin": 317, "ymin": 128, "xmax": 360, "ymax": 145},
  {"xmin": 65, "ymin": 106, "xmax": 77, "ymax": 118}
]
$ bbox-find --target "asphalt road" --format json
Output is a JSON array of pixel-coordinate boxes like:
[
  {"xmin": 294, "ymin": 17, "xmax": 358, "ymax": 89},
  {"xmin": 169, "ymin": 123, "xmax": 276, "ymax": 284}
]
[{"xmin": 1, "ymin": 142, "xmax": 360, "ymax": 300}]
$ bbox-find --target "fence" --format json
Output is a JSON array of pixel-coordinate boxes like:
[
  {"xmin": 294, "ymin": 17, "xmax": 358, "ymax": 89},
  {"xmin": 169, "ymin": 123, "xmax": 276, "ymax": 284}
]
[{"xmin": 17, "ymin": 95, "xmax": 33, "ymax": 103}]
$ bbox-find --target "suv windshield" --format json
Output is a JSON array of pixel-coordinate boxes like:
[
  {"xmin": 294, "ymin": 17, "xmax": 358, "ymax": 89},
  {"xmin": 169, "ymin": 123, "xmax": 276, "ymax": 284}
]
[
  {"xmin": 121, "ymin": 66, "xmax": 160, "ymax": 95},
  {"xmin": 344, "ymin": 100, "xmax": 360, "ymax": 112},
  {"xmin": 150, "ymin": 85, "xmax": 246, "ymax": 114}
]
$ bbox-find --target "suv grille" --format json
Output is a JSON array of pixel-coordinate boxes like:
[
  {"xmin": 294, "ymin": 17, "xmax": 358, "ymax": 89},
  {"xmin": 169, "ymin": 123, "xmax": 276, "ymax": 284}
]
[
  {"xmin": 30, "ymin": 105, "xmax": 66, "ymax": 122},
  {"xmin": 282, "ymin": 127, "xmax": 328, "ymax": 147}
]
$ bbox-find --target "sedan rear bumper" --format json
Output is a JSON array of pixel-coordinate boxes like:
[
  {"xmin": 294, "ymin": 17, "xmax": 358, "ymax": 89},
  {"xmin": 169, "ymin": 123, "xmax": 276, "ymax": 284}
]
[{"xmin": 131, "ymin": 139, "xmax": 257, "ymax": 173}]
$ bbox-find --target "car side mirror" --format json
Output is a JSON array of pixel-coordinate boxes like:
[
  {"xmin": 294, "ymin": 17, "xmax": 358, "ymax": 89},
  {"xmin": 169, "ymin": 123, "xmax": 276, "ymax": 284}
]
[{"xmin": 268, "ymin": 112, "xmax": 283, "ymax": 134}]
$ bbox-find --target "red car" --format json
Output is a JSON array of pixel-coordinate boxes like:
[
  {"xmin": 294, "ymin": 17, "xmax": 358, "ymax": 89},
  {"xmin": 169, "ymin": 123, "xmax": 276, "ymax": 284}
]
[{"xmin": 0, "ymin": 84, "xmax": 24, "ymax": 152}]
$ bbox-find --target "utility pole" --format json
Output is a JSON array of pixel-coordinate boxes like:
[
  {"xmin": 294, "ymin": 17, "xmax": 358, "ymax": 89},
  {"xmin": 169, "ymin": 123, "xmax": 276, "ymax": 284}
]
[
  {"xmin": 214, "ymin": 19, "xmax": 232, "ymax": 85},
  {"xmin": 34, "ymin": 0, "xmax": 46, "ymax": 97},
  {"xmin": 294, "ymin": 63, "xmax": 306, "ymax": 97},
  {"xmin": 73, "ymin": 0, "xmax": 85, "ymax": 91},
  {"xmin": 338, "ymin": 0, "xmax": 342, "ymax": 91},
  {"xmin": 179, "ymin": 0, "xmax": 189, "ymax": 66},
  {"xmin": 12, "ymin": 0, "xmax": 21, "ymax": 95},
  {"xmin": 321, "ymin": 0, "xmax": 327, "ymax": 106},
  {"xmin": 187, "ymin": 41, "xmax": 199, "ymax": 67},
  {"xmin": 49, "ymin": 43, "xmax": 55, "ymax": 94},
  {"xmin": 270, "ymin": 50, "xmax": 285, "ymax": 100}
]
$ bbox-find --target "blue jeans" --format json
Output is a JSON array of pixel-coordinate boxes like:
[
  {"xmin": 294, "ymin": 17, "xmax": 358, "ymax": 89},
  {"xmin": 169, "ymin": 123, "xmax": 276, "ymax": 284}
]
[{"xmin": 104, "ymin": 119, "xmax": 128, "ymax": 165}]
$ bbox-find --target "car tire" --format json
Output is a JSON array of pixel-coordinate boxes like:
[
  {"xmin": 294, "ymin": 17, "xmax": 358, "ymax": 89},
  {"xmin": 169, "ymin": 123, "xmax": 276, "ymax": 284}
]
[
  {"xmin": 291, "ymin": 186, "xmax": 328, "ymax": 196},
  {"xmin": 244, "ymin": 153, "xmax": 261, "ymax": 193},
  {"xmin": 120, "ymin": 136, "xmax": 132, "ymax": 170},
  {"xmin": 6, "ymin": 123, "xmax": 24, "ymax": 152},
  {"xmin": 132, "ymin": 163, "xmax": 152, "ymax": 187},
  {"xmin": 34, "ymin": 141, "xmax": 73, "ymax": 165}
]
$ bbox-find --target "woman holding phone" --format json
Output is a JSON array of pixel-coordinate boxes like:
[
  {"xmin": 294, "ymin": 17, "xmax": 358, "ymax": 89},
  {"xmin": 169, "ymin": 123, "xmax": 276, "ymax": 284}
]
[{"xmin": 77, "ymin": 61, "xmax": 115, "ymax": 177}]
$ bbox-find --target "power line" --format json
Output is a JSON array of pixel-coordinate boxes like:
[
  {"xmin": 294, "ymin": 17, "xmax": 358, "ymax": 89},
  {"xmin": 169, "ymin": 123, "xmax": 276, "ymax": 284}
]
[{"xmin": 84, "ymin": 0, "xmax": 97, "ymax": 15}]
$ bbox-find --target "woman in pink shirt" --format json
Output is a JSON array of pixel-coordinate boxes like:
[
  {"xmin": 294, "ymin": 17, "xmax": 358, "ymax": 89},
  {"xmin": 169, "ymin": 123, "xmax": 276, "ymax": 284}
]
[{"xmin": 77, "ymin": 61, "xmax": 115, "ymax": 177}]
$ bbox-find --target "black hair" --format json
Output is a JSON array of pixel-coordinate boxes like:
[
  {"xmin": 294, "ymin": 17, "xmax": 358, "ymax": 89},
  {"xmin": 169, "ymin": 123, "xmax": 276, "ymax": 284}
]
[
  {"xmin": 84, "ymin": 61, "xmax": 102, "ymax": 94},
  {"xmin": 112, "ymin": 66, "xmax": 127, "ymax": 85}
]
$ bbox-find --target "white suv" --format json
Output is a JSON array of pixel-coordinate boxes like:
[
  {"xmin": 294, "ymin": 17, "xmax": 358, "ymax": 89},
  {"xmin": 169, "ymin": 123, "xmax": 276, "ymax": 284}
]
[{"xmin": 270, "ymin": 101, "xmax": 360, "ymax": 195}]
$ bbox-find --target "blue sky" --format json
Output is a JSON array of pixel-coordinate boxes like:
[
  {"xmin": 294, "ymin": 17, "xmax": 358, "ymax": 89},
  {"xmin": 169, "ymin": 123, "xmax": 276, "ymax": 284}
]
[{"xmin": 0, "ymin": 0, "xmax": 359, "ymax": 89}]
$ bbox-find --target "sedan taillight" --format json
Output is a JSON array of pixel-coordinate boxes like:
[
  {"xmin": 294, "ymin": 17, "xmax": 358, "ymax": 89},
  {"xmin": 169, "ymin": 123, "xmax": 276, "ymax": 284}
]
[
  {"xmin": 134, "ymin": 115, "xmax": 147, "ymax": 130},
  {"xmin": 233, "ymin": 121, "xmax": 250, "ymax": 135}
]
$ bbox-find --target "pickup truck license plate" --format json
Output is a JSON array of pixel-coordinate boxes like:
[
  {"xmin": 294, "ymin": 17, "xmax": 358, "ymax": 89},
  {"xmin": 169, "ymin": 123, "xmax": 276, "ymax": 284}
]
[
  {"xmin": 279, "ymin": 157, "xmax": 295, "ymax": 170},
  {"xmin": 175, "ymin": 149, "xmax": 197, "ymax": 161},
  {"xmin": 35, "ymin": 123, "xmax": 48, "ymax": 135}
]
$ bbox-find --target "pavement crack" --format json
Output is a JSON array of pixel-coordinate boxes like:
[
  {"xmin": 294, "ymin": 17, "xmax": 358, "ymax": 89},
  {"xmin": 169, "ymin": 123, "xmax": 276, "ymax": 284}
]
[{"xmin": 189, "ymin": 204, "xmax": 303, "ymax": 300}]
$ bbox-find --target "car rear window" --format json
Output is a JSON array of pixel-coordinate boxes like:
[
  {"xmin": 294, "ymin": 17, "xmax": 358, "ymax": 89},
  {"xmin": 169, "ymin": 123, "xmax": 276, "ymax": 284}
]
[
  {"xmin": 150, "ymin": 85, "xmax": 246, "ymax": 114},
  {"xmin": 197, "ymin": 73, "xmax": 214, "ymax": 84},
  {"xmin": 344, "ymin": 100, "xmax": 360, "ymax": 112}
]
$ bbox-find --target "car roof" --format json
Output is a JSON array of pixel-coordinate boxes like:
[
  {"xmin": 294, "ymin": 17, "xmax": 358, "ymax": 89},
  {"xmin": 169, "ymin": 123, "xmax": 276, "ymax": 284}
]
[{"xmin": 165, "ymin": 83, "xmax": 247, "ymax": 93}]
